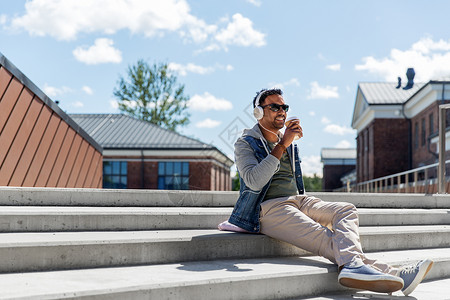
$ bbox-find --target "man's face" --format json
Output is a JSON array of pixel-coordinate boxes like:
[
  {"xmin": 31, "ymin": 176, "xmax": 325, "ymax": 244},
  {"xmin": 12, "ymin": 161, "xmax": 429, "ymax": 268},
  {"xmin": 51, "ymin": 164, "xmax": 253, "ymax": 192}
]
[{"xmin": 259, "ymin": 94, "xmax": 287, "ymax": 130}]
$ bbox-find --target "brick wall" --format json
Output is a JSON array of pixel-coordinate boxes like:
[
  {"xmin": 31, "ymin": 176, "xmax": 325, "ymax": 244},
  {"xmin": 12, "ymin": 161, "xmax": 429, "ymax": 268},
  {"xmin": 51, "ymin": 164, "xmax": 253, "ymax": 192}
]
[
  {"xmin": 357, "ymin": 118, "xmax": 409, "ymax": 182},
  {"xmin": 323, "ymin": 165, "xmax": 355, "ymax": 191},
  {"xmin": 410, "ymin": 101, "xmax": 450, "ymax": 168},
  {"xmin": 105, "ymin": 156, "xmax": 231, "ymax": 191}
]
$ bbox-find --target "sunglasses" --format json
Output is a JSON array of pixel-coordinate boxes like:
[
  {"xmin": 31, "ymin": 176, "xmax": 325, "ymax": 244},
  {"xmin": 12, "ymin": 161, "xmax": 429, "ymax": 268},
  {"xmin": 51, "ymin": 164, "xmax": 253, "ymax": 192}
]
[{"xmin": 261, "ymin": 103, "xmax": 290, "ymax": 112}]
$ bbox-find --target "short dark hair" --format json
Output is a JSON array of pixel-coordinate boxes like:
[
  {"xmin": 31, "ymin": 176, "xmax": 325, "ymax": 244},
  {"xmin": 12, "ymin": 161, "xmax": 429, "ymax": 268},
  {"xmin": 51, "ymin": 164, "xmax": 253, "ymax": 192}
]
[{"xmin": 252, "ymin": 88, "xmax": 283, "ymax": 108}]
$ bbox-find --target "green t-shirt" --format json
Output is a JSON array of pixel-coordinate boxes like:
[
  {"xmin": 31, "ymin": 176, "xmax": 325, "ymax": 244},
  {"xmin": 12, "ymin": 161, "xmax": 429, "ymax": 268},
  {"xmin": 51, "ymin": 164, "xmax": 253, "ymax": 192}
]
[{"xmin": 263, "ymin": 142, "xmax": 299, "ymax": 201}]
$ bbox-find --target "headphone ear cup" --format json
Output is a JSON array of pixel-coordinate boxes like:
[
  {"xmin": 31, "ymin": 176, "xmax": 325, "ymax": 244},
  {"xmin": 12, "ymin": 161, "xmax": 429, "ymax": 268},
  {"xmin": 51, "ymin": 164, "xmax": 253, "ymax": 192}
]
[{"xmin": 253, "ymin": 106, "xmax": 264, "ymax": 120}]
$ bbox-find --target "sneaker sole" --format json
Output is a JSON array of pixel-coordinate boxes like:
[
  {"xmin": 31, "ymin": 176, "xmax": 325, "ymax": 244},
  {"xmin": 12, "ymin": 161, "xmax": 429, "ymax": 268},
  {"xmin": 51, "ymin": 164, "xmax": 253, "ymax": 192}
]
[
  {"xmin": 402, "ymin": 260, "xmax": 434, "ymax": 296},
  {"xmin": 339, "ymin": 278, "xmax": 403, "ymax": 293}
]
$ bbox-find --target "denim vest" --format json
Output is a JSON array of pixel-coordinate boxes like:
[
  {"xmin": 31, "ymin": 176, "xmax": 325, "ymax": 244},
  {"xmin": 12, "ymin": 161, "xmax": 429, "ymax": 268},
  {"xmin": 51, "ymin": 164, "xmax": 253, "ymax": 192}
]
[{"xmin": 228, "ymin": 136, "xmax": 305, "ymax": 233}]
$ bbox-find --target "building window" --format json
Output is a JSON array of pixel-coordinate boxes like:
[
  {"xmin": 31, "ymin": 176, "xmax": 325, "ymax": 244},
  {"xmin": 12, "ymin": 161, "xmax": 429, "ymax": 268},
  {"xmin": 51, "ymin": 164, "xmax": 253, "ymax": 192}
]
[
  {"xmin": 103, "ymin": 161, "xmax": 127, "ymax": 189},
  {"xmin": 158, "ymin": 162, "xmax": 189, "ymax": 190},
  {"xmin": 414, "ymin": 122, "xmax": 419, "ymax": 149},
  {"xmin": 421, "ymin": 118, "xmax": 426, "ymax": 146},
  {"xmin": 429, "ymin": 113, "xmax": 434, "ymax": 135}
]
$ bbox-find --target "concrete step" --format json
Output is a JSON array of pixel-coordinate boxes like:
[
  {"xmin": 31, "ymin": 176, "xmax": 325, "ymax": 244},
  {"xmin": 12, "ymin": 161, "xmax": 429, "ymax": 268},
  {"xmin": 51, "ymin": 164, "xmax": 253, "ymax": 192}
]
[
  {"xmin": 0, "ymin": 206, "xmax": 233, "ymax": 232},
  {"xmin": 1, "ymin": 226, "xmax": 449, "ymax": 273},
  {"xmin": 0, "ymin": 187, "xmax": 238, "ymax": 207},
  {"xmin": 357, "ymin": 208, "xmax": 450, "ymax": 226},
  {"xmin": 311, "ymin": 192, "xmax": 450, "ymax": 208},
  {"xmin": 298, "ymin": 278, "xmax": 450, "ymax": 300},
  {"xmin": 0, "ymin": 207, "xmax": 448, "ymax": 232},
  {"xmin": 0, "ymin": 247, "xmax": 448, "ymax": 300},
  {"xmin": 2, "ymin": 187, "xmax": 450, "ymax": 208}
]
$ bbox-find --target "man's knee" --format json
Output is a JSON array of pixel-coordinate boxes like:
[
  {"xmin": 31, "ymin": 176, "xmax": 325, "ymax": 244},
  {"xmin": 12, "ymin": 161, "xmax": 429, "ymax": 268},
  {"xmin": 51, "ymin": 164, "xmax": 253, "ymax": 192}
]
[{"xmin": 338, "ymin": 202, "xmax": 358, "ymax": 216}]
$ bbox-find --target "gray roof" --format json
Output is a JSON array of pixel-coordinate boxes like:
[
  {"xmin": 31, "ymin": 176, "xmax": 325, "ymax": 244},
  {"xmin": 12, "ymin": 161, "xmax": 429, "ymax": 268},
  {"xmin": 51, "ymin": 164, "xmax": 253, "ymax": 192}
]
[
  {"xmin": 359, "ymin": 82, "xmax": 425, "ymax": 105},
  {"xmin": 321, "ymin": 148, "xmax": 356, "ymax": 160},
  {"xmin": 69, "ymin": 114, "xmax": 214, "ymax": 150}
]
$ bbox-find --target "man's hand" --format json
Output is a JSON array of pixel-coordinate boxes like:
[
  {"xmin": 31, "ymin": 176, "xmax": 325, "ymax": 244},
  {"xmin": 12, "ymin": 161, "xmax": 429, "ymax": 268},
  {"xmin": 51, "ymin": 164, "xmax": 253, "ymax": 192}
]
[
  {"xmin": 281, "ymin": 119, "xmax": 303, "ymax": 147},
  {"xmin": 270, "ymin": 119, "xmax": 303, "ymax": 160}
]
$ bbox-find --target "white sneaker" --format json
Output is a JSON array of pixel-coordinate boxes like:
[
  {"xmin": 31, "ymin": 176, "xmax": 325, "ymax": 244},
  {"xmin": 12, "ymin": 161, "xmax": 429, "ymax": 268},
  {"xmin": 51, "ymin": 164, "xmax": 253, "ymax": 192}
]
[
  {"xmin": 339, "ymin": 265, "xmax": 404, "ymax": 293},
  {"xmin": 397, "ymin": 259, "xmax": 434, "ymax": 296}
]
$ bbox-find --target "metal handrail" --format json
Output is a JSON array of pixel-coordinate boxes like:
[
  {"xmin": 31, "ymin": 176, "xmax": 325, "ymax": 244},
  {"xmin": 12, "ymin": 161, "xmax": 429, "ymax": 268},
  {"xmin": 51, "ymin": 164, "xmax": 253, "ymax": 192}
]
[
  {"xmin": 355, "ymin": 160, "xmax": 449, "ymax": 190},
  {"xmin": 359, "ymin": 160, "xmax": 448, "ymax": 185}
]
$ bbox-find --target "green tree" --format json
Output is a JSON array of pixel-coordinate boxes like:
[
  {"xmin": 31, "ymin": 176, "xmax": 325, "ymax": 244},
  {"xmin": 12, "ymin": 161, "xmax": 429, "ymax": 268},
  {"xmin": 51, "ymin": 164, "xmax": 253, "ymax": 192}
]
[
  {"xmin": 232, "ymin": 171, "xmax": 240, "ymax": 191},
  {"xmin": 113, "ymin": 59, "xmax": 190, "ymax": 131},
  {"xmin": 303, "ymin": 174, "xmax": 323, "ymax": 192}
]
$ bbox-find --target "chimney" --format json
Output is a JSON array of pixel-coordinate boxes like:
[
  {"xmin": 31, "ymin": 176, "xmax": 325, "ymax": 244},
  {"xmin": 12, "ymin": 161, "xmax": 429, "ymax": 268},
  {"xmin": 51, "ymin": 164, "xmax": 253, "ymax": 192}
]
[{"xmin": 403, "ymin": 68, "xmax": 415, "ymax": 90}]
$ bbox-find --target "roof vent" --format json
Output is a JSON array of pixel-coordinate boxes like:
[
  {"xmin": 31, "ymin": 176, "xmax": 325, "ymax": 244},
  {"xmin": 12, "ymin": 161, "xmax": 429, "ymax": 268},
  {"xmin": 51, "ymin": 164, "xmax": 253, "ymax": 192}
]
[
  {"xmin": 396, "ymin": 77, "xmax": 402, "ymax": 89},
  {"xmin": 403, "ymin": 68, "xmax": 415, "ymax": 90}
]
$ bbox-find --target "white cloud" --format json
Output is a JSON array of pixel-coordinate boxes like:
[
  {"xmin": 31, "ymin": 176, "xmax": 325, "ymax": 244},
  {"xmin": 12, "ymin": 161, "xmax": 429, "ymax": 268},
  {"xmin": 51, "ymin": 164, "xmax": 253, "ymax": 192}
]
[
  {"xmin": 335, "ymin": 140, "xmax": 352, "ymax": 148},
  {"xmin": 301, "ymin": 155, "xmax": 323, "ymax": 177},
  {"xmin": 168, "ymin": 62, "xmax": 234, "ymax": 76},
  {"xmin": 9, "ymin": 0, "xmax": 198, "ymax": 41},
  {"xmin": 326, "ymin": 63, "xmax": 341, "ymax": 71},
  {"xmin": 71, "ymin": 101, "xmax": 84, "ymax": 108},
  {"xmin": 321, "ymin": 117, "xmax": 331, "ymax": 124},
  {"xmin": 0, "ymin": 14, "xmax": 7, "ymax": 25},
  {"xmin": 355, "ymin": 37, "xmax": 450, "ymax": 81},
  {"xmin": 188, "ymin": 92, "xmax": 233, "ymax": 112},
  {"xmin": 194, "ymin": 44, "xmax": 221, "ymax": 54},
  {"xmin": 110, "ymin": 100, "xmax": 119, "ymax": 109},
  {"xmin": 309, "ymin": 111, "xmax": 316, "ymax": 117},
  {"xmin": 214, "ymin": 13, "xmax": 266, "ymax": 50},
  {"xmin": 324, "ymin": 124, "xmax": 355, "ymax": 136},
  {"xmin": 308, "ymin": 81, "xmax": 339, "ymax": 99},
  {"xmin": 195, "ymin": 118, "xmax": 221, "ymax": 128},
  {"xmin": 246, "ymin": 0, "xmax": 262, "ymax": 7},
  {"xmin": 43, "ymin": 84, "xmax": 72, "ymax": 98},
  {"xmin": 225, "ymin": 64, "xmax": 234, "ymax": 71},
  {"xmin": 168, "ymin": 62, "xmax": 214, "ymax": 76},
  {"xmin": 82, "ymin": 86, "xmax": 93, "ymax": 95},
  {"xmin": 411, "ymin": 37, "xmax": 450, "ymax": 54},
  {"xmin": 73, "ymin": 38, "xmax": 122, "ymax": 65},
  {"xmin": 7, "ymin": 0, "xmax": 265, "ymax": 52},
  {"xmin": 269, "ymin": 78, "xmax": 300, "ymax": 89}
]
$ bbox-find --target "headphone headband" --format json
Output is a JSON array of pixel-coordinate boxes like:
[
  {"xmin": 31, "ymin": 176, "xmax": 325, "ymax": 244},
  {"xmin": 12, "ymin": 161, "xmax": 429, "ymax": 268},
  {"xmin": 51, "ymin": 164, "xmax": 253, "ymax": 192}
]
[{"xmin": 254, "ymin": 90, "xmax": 266, "ymax": 108}]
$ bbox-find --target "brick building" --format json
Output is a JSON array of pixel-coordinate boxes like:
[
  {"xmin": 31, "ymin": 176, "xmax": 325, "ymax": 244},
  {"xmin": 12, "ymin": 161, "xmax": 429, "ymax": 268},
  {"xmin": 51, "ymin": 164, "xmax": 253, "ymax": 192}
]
[
  {"xmin": 321, "ymin": 148, "xmax": 356, "ymax": 191},
  {"xmin": 70, "ymin": 114, "xmax": 234, "ymax": 190},
  {"xmin": 351, "ymin": 80, "xmax": 450, "ymax": 184},
  {"xmin": 0, "ymin": 52, "xmax": 103, "ymax": 188}
]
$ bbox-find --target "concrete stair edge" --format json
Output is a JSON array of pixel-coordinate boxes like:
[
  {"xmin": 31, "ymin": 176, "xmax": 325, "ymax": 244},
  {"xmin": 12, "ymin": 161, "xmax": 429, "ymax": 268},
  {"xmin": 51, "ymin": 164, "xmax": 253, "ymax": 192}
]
[
  {"xmin": 1, "ymin": 187, "xmax": 450, "ymax": 208},
  {"xmin": 0, "ymin": 207, "xmax": 448, "ymax": 232},
  {"xmin": 0, "ymin": 226, "xmax": 449, "ymax": 273},
  {"xmin": 0, "ymin": 248, "xmax": 448, "ymax": 300}
]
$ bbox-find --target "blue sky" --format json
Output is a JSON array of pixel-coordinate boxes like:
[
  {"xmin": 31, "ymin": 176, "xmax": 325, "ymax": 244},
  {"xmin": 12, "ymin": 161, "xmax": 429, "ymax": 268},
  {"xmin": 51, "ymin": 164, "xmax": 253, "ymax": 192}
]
[{"xmin": 1, "ymin": 0, "xmax": 450, "ymax": 176}]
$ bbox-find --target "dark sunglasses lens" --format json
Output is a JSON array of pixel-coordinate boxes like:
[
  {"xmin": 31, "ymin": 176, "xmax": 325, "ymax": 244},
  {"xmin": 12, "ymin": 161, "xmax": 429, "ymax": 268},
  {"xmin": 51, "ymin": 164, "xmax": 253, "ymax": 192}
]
[
  {"xmin": 269, "ymin": 104, "xmax": 280, "ymax": 111},
  {"xmin": 269, "ymin": 104, "xmax": 289, "ymax": 112}
]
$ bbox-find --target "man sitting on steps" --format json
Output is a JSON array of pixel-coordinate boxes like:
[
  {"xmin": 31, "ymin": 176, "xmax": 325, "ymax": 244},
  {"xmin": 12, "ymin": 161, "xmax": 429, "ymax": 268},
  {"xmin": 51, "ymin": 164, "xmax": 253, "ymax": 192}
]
[{"xmin": 219, "ymin": 88, "xmax": 433, "ymax": 296}]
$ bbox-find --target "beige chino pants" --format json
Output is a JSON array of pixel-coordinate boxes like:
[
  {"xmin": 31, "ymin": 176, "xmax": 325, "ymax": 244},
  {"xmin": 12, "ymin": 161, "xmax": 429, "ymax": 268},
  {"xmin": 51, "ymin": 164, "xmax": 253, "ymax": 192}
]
[{"xmin": 260, "ymin": 195, "xmax": 397, "ymax": 275}]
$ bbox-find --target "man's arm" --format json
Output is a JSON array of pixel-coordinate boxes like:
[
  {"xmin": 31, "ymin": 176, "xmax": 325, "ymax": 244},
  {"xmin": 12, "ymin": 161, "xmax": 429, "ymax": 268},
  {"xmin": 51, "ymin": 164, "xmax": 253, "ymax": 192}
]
[{"xmin": 234, "ymin": 138, "xmax": 280, "ymax": 191}]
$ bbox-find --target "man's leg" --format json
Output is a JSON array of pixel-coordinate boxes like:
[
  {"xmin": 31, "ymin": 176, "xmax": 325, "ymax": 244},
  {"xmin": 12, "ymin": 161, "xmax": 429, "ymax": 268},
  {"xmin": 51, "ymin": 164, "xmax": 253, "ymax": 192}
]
[
  {"xmin": 296, "ymin": 195, "xmax": 398, "ymax": 275},
  {"xmin": 260, "ymin": 195, "xmax": 368, "ymax": 266},
  {"xmin": 259, "ymin": 195, "xmax": 403, "ymax": 293},
  {"xmin": 259, "ymin": 196, "xmax": 338, "ymax": 264}
]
